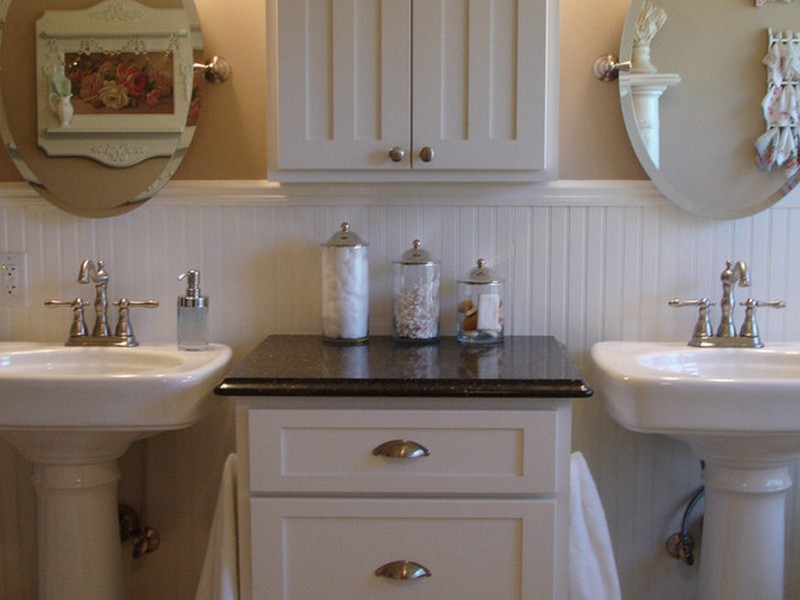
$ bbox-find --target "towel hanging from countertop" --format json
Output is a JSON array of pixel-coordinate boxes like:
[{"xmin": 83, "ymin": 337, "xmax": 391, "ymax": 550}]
[
  {"xmin": 569, "ymin": 451, "xmax": 622, "ymax": 600},
  {"xmin": 195, "ymin": 453, "xmax": 239, "ymax": 600}
]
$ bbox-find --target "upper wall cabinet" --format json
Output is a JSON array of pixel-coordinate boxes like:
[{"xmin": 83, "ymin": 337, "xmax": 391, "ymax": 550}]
[{"xmin": 266, "ymin": 0, "xmax": 558, "ymax": 182}]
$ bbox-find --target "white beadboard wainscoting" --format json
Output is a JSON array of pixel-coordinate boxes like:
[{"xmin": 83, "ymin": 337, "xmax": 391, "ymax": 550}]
[{"xmin": 1, "ymin": 180, "xmax": 799, "ymax": 599}]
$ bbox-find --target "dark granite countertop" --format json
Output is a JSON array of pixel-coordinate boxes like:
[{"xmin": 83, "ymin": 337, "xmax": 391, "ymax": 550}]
[{"xmin": 215, "ymin": 335, "xmax": 592, "ymax": 398}]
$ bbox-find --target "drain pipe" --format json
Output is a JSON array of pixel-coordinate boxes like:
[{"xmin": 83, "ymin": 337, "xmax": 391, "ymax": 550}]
[
  {"xmin": 666, "ymin": 486, "xmax": 705, "ymax": 566},
  {"xmin": 118, "ymin": 504, "xmax": 161, "ymax": 558}
]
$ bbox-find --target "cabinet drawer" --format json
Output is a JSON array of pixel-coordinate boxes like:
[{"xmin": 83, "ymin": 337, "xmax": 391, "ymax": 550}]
[
  {"xmin": 250, "ymin": 498, "xmax": 555, "ymax": 600},
  {"xmin": 247, "ymin": 409, "xmax": 560, "ymax": 496}
]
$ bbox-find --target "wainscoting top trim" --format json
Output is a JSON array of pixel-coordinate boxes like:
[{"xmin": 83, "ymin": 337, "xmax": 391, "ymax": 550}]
[{"xmin": 1, "ymin": 180, "xmax": 798, "ymax": 211}]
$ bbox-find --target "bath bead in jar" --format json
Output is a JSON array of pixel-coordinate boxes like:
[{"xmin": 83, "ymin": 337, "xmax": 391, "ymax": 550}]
[{"xmin": 392, "ymin": 239, "xmax": 440, "ymax": 343}]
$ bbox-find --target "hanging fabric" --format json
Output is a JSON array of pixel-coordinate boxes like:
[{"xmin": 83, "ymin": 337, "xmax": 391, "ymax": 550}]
[{"xmin": 755, "ymin": 29, "xmax": 800, "ymax": 186}]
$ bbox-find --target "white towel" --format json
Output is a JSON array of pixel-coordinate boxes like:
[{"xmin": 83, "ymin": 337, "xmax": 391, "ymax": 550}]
[
  {"xmin": 195, "ymin": 453, "xmax": 239, "ymax": 600},
  {"xmin": 569, "ymin": 451, "xmax": 622, "ymax": 600}
]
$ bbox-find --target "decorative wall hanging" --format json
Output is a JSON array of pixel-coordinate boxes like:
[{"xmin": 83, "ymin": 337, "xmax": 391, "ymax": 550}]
[
  {"xmin": 35, "ymin": 0, "xmax": 194, "ymax": 167},
  {"xmin": 755, "ymin": 28, "xmax": 800, "ymax": 191}
]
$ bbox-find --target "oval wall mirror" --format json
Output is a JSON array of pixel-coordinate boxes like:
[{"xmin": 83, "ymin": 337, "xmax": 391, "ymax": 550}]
[
  {"xmin": 0, "ymin": 0, "xmax": 208, "ymax": 218},
  {"xmin": 619, "ymin": 0, "xmax": 800, "ymax": 219}
]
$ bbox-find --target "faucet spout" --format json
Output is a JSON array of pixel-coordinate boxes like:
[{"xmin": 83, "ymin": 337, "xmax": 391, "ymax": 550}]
[
  {"xmin": 717, "ymin": 259, "xmax": 750, "ymax": 337},
  {"xmin": 78, "ymin": 259, "xmax": 110, "ymax": 337},
  {"xmin": 721, "ymin": 259, "xmax": 750, "ymax": 288},
  {"xmin": 78, "ymin": 259, "xmax": 109, "ymax": 285}
]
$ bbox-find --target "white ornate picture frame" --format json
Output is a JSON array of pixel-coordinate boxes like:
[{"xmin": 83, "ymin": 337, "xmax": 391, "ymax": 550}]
[{"xmin": 36, "ymin": 0, "xmax": 193, "ymax": 167}]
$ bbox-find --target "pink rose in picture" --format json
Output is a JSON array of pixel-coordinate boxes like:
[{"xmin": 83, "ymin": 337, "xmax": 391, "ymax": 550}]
[
  {"xmin": 116, "ymin": 63, "xmax": 147, "ymax": 98},
  {"xmin": 150, "ymin": 71, "xmax": 172, "ymax": 99},
  {"xmin": 79, "ymin": 72, "xmax": 105, "ymax": 106},
  {"xmin": 143, "ymin": 71, "xmax": 173, "ymax": 107},
  {"xmin": 145, "ymin": 90, "xmax": 162, "ymax": 107}
]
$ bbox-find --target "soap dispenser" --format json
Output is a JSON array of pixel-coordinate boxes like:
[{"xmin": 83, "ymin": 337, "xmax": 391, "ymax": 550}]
[{"xmin": 177, "ymin": 269, "xmax": 208, "ymax": 351}]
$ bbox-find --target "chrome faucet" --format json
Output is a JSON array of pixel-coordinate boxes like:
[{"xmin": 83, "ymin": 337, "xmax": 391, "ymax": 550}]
[
  {"xmin": 79, "ymin": 259, "xmax": 111, "ymax": 337},
  {"xmin": 669, "ymin": 259, "xmax": 785, "ymax": 348},
  {"xmin": 716, "ymin": 259, "xmax": 750, "ymax": 338},
  {"xmin": 46, "ymin": 259, "xmax": 159, "ymax": 347}
]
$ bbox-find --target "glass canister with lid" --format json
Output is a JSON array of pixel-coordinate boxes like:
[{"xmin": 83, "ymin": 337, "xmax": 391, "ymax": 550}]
[
  {"xmin": 457, "ymin": 258, "xmax": 506, "ymax": 344},
  {"xmin": 392, "ymin": 239, "xmax": 440, "ymax": 343},
  {"xmin": 321, "ymin": 222, "xmax": 369, "ymax": 343}
]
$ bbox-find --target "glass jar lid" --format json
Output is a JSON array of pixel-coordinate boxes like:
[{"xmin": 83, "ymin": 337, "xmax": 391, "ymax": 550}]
[
  {"xmin": 459, "ymin": 258, "xmax": 502, "ymax": 284},
  {"xmin": 395, "ymin": 239, "xmax": 438, "ymax": 265},
  {"xmin": 323, "ymin": 222, "xmax": 368, "ymax": 247}
]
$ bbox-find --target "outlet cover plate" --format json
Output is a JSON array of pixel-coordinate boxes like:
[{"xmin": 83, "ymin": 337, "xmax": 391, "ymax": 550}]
[{"xmin": 1, "ymin": 252, "xmax": 27, "ymax": 305}]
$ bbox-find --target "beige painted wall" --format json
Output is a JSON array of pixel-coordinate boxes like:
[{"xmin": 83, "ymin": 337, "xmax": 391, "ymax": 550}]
[{"xmin": 0, "ymin": 0, "xmax": 646, "ymax": 183}]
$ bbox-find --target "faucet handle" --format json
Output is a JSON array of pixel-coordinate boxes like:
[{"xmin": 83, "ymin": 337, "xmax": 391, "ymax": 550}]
[
  {"xmin": 748, "ymin": 299, "xmax": 787, "ymax": 309},
  {"xmin": 668, "ymin": 298, "xmax": 715, "ymax": 308},
  {"xmin": 45, "ymin": 298, "xmax": 89, "ymax": 341},
  {"xmin": 669, "ymin": 297, "xmax": 716, "ymax": 344},
  {"xmin": 113, "ymin": 299, "xmax": 159, "ymax": 346},
  {"xmin": 739, "ymin": 298, "xmax": 786, "ymax": 343}
]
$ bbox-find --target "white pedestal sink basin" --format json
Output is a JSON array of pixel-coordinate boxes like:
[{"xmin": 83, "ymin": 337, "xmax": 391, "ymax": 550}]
[
  {"xmin": 590, "ymin": 341, "xmax": 800, "ymax": 600},
  {"xmin": 0, "ymin": 341, "xmax": 233, "ymax": 600}
]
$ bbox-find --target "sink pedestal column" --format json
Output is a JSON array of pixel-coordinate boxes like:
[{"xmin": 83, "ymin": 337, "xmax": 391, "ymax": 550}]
[
  {"xmin": 34, "ymin": 461, "xmax": 125, "ymax": 600},
  {"xmin": 697, "ymin": 461, "xmax": 792, "ymax": 600},
  {"xmin": 1, "ymin": 430, "xmax": 140, "ymax": 600}
]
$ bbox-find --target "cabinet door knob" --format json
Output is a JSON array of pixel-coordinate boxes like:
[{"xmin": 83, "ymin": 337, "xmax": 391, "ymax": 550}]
[
  {"xmin": 371, "ymin": 439, "xmax": 431, "ymax": 459},
  {"xmin": 375, "ymin": 560, "xmax": 433, "ymax": 580},
  {"xmin": 419, "ymin": 146, "xmax": 435, "ymax": 162},
  {"xmin": 388, "ymin": 146, "xmax": 406, "ymax": 162}
]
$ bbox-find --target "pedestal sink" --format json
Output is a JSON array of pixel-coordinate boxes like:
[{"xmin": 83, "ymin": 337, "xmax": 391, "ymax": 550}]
[
  {"xmin": 0, "ymin": 341, "xmax": 232, "ymax": 600},
  {"xmin": 590, "ymin": 341, "xmax": 800, "ymax": 600}
]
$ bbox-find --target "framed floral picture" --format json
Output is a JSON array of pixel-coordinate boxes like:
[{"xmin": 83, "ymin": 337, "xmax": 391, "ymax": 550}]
[
  {"xmin": 65, "ymin": 51, "xmax": 176, "ymax": 116},
  {"xmin": 36, "ymin": 0, "xmax": 195, "ymax": 167}
]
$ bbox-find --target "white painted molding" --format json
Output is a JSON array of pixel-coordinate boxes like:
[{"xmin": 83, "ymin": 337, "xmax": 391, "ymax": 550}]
[
  {"xmin": 0, "ymin": 179, "xmax": 798, "ymax": 211},
  {"xmin": 156, "ymin": 179, "xmax": 672, "ymax": 207}
]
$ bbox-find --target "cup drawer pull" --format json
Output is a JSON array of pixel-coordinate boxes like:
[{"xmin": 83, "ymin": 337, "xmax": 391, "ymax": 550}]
[
  {"xmin": 375, "ymin": 560, "xmax": 433, "ymax": 580},
  {"xmin": 371, "ymin": 439, "xmax": 431, "ymax": 459}
]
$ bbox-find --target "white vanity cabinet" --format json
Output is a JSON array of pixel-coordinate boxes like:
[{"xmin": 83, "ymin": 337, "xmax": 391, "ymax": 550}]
[
  {"xmin": 217, "ymin": 335, "xmax": 591, "ymax": 600},
  {"xmin": 236, "ymin": 405, "xmax": 572, "ymax": 600},
  {"xmin": 267, "ymin": 0, "xmax": 558, "ymax": 181}
]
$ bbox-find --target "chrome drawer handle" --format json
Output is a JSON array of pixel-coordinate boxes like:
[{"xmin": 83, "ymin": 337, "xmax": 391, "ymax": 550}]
[
  {"xmin": 371, "ymin": 439, "xmax": 431, "ymax": 459},
  {"xmin": 375, "ymin": 560, "xmax": 432, "ymax": 580}
]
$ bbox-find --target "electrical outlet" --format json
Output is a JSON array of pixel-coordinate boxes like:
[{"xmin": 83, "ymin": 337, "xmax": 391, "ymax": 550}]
[{"xmin": 0, "ymin": 252, "xmax": 27, "ymax": 304}]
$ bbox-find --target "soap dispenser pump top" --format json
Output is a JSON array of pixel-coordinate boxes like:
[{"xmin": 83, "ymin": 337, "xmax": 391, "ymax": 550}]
[
  {"xmin": 178, "ymin": 270, "xmax": 207, "ymax": 308},
  {"xmin": 177, "ymin": 269, "xmax": 208, "ymax": 351}
]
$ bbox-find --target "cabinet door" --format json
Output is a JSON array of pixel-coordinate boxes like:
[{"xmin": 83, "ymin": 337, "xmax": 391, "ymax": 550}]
[
  {"xmin": 275, "ymin": 0, "xmax": 411, "ymax": 170},
  {"xmin": 411, "ymin": 0, "xmax": 551, "ymax": 171}
]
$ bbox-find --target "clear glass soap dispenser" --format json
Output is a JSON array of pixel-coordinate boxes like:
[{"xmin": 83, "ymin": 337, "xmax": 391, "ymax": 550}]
[{"xmin": 177, "ymin": 269, "xmax": 208, "ymax": 351}]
